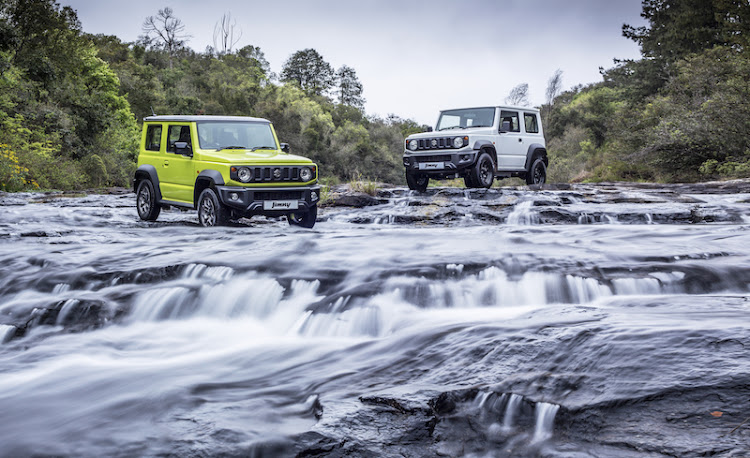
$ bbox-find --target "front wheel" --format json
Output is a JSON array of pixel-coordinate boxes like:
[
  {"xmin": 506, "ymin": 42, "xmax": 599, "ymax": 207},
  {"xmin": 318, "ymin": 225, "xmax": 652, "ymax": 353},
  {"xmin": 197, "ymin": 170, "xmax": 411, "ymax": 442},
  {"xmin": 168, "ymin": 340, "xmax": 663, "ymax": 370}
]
[
  {"xmin": 288, "ymin": 205, "xmax": 317, "ymax": 229},
  {"xmin": 406, "ymin": 171, "xmax": 429, "ymax": 192},
  {"xmin": 526, "ymin": 158, "xmax": 547, "ymax": 185},
  {"xmin": 197, "ymin": 188, "xmax": 229, "ymax": 227},
  {"xmin": 471, "ymin": 153, "xmax": 495, "ymax": 189},
  {"xmin": 136, "ymin": 180, "xmax": 161, "ymax": 221}
]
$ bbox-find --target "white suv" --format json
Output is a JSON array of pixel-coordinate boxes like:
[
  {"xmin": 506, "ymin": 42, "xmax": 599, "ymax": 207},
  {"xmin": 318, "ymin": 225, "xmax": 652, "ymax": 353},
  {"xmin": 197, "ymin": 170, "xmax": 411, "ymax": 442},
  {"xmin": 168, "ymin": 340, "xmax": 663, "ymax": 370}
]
[{"xmin": 403, "ymin": 106, "xmax": 548, "ymax": 191}]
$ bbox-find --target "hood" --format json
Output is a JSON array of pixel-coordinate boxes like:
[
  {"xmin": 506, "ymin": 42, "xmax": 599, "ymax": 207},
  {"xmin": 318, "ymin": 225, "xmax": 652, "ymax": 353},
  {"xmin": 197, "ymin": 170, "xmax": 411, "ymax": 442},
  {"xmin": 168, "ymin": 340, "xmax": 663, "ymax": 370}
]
[{"xmin": 201, "ymin": 149, "xmax": 314, "ymax": 164}]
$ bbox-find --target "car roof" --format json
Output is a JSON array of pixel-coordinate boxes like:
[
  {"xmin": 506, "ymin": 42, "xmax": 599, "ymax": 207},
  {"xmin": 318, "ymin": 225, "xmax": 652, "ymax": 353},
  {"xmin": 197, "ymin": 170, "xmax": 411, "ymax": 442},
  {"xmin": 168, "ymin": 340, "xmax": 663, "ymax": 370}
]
[
  {"xmin": 440, "ymin": 106, "xmax": 540, "ymax": 113},
  {"xmin": 143, "ymin": 115, "xmax": 271, "ymax": 123}
]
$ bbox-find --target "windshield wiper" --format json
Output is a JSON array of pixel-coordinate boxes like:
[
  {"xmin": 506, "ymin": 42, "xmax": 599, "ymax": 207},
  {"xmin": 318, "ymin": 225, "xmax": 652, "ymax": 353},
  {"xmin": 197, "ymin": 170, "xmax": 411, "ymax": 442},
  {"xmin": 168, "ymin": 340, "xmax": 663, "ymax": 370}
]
[
  {"xmin": 251, "ymin": 146, "xmax": 277, "ymax": 151},
  {"xmin": 218, "ymin": 146, "xmax": 246, "ymax": 151},
  {"xmin": 438, "ymin": 126, "xmax": 463, "ymax": 131}
]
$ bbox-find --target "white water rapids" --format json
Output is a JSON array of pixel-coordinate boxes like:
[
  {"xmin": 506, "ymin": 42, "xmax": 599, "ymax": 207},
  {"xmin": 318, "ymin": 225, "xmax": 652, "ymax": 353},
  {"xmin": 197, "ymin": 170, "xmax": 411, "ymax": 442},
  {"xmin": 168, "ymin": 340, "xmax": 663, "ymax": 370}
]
[{"xmin": 1, "ymin": 182, "xmax": 749, "ymax": 456}]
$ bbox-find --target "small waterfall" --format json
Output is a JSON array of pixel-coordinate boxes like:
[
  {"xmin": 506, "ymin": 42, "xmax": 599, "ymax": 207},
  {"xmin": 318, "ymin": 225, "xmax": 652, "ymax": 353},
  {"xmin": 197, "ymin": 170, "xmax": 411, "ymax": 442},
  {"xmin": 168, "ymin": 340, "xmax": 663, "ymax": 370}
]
[
  {"xmin": 502, "ymin": 393, "xmax": 523, "ymax": 430},
  {"xmin": 473, "ymin": 391, "xmax": 493, "ymax": 409},
  {"xmin": 612, "ymin": 277, "xmax": 661, "ymax": 295},
  {"xmin": 578, "ymin": 213, "xmax": 594, "ymax": 224},
  {"xmin": 473, "ymin": 391, "xmax": 506, "ymax": 412},
  {"xmin": 56, "ymin": 299, "xmax": 80, "ymax": 325},
  {"xmin": 645, "ymin": 213, "xmax": 654, "ymax": 224},
  {"xmin": 604, "ymin": 214, "xmax": 619, "ymax": 224},
  {"xmin": 52, "ymin": 283, "xmax": 70, "ymax": 294},
  {"xmin": 0, "ymin": 324, "xmax": 15, "ymax": 343},
  {"xmin": 532, "ymin": 402, "xmax": 560, "ymax": 442},
  {"xmin": 463, "ymin": 189, "xmax": 471, "ymax": 200},
  {"xmin": 183, "ymin": 263, "xmax": 234, "ymax": 282},
  {"xmin": 507, "ymin": 201, "xmax": 538, "ymax": 225}
]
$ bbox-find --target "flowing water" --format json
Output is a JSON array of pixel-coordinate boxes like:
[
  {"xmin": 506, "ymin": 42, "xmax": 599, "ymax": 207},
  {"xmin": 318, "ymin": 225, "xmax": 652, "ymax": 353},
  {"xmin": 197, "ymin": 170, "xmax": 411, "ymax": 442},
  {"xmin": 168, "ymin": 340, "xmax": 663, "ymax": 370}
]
[{"xmin": 1, "ymin": 181, "xmax": 750, "ymax": 457}]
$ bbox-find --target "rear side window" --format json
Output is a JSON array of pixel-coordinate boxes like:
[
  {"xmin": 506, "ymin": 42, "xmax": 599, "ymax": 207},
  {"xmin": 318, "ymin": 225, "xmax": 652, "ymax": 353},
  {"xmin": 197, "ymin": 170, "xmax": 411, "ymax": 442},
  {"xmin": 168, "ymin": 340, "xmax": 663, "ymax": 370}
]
[
  {"xmin": 524, "ymin": 113, "xmax": 539, "ymax": 133},
  {"xmin": 145, "ymin": 125, "xmax": 162, "ymax": 151},
  {"xmin": 499, "ymin": 110, "xmax": 520, "ymax": 132}
]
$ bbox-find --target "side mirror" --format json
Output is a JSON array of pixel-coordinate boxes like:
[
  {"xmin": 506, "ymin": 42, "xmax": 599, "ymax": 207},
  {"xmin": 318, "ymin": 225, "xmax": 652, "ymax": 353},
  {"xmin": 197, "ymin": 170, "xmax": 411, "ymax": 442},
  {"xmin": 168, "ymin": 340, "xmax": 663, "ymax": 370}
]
[
  {"xmin": 280, "ymin": 142, "xmax": 290, "ymax": 153},
  {"xmin": 174, "ymin": 141, "xmax": 192, "ymax": 156},
  {"xmin": 426, "ymin": 126, "xmax": 433, "ymax": 132},
  {"xmin": 500, "ymin": 121, "xmax": 511, "ymax": 133}
]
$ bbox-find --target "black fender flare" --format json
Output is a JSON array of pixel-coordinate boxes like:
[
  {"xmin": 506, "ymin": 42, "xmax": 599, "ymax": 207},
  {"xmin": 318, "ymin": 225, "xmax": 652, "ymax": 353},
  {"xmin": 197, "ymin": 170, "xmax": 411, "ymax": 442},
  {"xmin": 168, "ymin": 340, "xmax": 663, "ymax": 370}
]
[
  {"xmin": 133, "ymin": 164, "xmax": 162, "ymax": 202},
  {"xmin": 524, "ymin": 144, "xmax": 548, "ymax": 171},
  {"xmin": 473, "ymin": 140, "xmax": 498, "ymax": 169},
  {"xmin": 194, "ymin": 169, "xmax": 225, "ymax": 206}
]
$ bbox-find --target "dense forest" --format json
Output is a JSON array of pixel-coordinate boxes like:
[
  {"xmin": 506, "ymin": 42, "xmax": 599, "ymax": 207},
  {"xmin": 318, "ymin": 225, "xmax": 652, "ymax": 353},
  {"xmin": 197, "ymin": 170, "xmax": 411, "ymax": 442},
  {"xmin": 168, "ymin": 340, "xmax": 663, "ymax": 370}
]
[{"xmin": 0, "ymin": 0, "xmax": 748, "ymax": 191}]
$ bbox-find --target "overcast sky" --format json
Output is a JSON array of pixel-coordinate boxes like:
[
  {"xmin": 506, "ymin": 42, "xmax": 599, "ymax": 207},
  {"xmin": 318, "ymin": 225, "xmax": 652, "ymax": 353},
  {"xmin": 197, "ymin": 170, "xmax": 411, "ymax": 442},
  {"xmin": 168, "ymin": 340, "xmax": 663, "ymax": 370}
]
[{"xmin": 62, "ymin": 0, "xmax": 645, "ymax": 125}]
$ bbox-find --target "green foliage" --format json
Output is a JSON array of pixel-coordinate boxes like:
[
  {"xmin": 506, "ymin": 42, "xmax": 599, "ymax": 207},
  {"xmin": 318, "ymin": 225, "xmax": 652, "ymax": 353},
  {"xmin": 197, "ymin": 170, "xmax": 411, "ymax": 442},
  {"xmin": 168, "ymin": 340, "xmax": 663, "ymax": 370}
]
[
  {"xmin": 0, "ymin": 143, "xmax": 37, "ymax": 191},
  {"xmin": 280, "ymin": 48, "xmax": 335, "ymax": 96},
  {"xmin": 543, "ymin": 0, "xmax": 750, "ymax": 184},
  {"xmin": 335, "ymin": 65, "xmax": 365, "ymax": 109},
  {"xmin": 348, "ymin": 174, "xmax": 378, "ymax": 196}
]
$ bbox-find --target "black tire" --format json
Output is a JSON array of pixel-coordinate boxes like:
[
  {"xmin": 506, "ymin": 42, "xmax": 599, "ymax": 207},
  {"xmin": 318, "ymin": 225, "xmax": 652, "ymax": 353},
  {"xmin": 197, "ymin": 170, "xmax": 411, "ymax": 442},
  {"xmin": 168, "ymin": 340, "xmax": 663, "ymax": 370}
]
[
  {"xmin": 526, "ymin": 157, "xmax": 547, "ymax": 185},
  {"xmin": 136, "ymin": 180, "xmax": 161, "ymax": 221},
  {"xmin": 471, "ymin": 152, "xmax": 495, "ymax": 189},
  {"xmin": 463, "ymin": 173, "xmax": 477, "ymax": 188},
  {"xmin": 406, "ymin": 171, "xmax": 429, "ymax": 192},
  {"xmin": 288, "ymin": 205, "xmax": 317, "ymax": 229},
  {"xmin": 197, "ymin": 188, "xmax": 229, "ymax": 227}
]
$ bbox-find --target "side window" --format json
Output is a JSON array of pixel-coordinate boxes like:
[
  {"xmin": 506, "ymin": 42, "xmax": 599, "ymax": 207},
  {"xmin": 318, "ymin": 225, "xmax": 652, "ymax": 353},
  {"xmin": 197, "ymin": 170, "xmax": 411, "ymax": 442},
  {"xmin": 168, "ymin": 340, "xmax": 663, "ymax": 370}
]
[
  {"xmin": 524, "ymin": 113, "xmax": 539, "ymax": 133},
  {"xmin": 499, "ymin": 110, "xmax": 520, "ymax": 132},
  {"xmin": 145, "ymin": 125, "xmax": 162, "ymax": 151},
  {"xmin": 167, "ymin": 125, "xmax": 192, "ymax": 153}
]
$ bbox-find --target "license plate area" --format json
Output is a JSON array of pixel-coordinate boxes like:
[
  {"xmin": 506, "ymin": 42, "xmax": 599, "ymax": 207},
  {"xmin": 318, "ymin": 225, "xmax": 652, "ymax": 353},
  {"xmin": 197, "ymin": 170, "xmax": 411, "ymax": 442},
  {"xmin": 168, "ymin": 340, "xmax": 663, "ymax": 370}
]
[
  {"xmin": 419, "ymin": 162, "xmax": 444, "ymax": 170},
  {"xmin": 263, "ymin": 200, "xmax": 298, "ymax": 210}
]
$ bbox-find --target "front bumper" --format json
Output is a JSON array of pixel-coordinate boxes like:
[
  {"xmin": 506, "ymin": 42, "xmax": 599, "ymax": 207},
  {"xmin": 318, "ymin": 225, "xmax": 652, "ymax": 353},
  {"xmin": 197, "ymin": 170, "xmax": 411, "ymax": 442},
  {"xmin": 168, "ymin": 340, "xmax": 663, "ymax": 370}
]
[
  {"xmin": 216, "ymin": 185, "xmax": 321, "ymax": 216},
  {"xmin": 402, "ymin": 150, "xmax": 477, "ymax": 177}
]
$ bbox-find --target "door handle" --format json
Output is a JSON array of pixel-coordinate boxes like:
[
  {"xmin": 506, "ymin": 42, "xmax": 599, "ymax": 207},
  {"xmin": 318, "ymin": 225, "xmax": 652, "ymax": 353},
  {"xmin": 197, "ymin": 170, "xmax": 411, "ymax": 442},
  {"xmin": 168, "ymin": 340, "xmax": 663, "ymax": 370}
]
[
  {"xmin": 518, "ymin": 138, "xmax": 523, "ymax": 142},
  {"xmin": 163, "ymin": 160, "xmax": 169, "ymax": 166}
]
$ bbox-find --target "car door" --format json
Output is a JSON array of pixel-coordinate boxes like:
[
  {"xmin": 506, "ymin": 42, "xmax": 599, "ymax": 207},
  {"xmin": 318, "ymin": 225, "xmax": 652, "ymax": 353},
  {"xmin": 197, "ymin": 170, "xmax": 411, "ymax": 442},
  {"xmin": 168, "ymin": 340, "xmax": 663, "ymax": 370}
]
[
  {"xmin": 495, "ymin": 110, "xmax": 527, "ymax": 169},
  {"xmin": 159, "ymin": 123, "xmax": 196, "ymax": 204}
]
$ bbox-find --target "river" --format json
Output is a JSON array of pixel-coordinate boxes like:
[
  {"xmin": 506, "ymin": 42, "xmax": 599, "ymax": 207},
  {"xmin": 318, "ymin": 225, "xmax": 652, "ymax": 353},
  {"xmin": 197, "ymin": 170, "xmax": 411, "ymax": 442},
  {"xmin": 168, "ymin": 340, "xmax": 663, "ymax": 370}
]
[{"xmin": 1, "ymin": 181, "xmax": 749, "ymax": 457}]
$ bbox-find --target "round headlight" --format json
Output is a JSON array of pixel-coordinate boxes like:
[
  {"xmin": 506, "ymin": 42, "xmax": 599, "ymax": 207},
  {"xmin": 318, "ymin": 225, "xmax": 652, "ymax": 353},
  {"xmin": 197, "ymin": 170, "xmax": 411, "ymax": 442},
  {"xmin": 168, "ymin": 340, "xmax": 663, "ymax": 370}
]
[
  {"xmin": 300, "ymin": 167, "xmax": 313, "ymax": 182},
  {"xmin": 408, "ymin": 139, "xmax": 418, "ymax": 151},
  {"xmin": 237, "ymin": 167, "xmax": 252, "ymax": 182},
  {"xmin": 453, "ymin": 136, "xmax": 464, "ymax": 148}
]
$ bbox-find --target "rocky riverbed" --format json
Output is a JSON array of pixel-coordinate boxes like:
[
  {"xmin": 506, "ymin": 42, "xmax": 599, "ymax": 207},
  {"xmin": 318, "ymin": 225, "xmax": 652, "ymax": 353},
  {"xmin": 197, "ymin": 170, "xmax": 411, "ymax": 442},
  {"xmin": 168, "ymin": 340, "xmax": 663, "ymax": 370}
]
[{"xmin": 1, "ymin": 180, "xmax": 749, "ymax": 457}]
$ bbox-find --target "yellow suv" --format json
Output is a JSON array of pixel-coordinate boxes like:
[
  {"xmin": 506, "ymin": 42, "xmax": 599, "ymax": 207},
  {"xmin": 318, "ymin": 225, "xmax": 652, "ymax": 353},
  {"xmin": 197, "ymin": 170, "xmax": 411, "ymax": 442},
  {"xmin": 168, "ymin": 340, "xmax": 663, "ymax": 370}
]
[{"xmin": 133, "ymin": 115, "xmax": 320, "ymax": 228}]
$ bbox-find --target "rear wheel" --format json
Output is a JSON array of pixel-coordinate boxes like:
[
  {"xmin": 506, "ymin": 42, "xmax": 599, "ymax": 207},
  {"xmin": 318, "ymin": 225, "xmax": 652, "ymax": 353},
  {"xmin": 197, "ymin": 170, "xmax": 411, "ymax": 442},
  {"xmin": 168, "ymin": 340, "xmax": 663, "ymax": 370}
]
[
  {"xmin": 406, "ymin": 171, "xmax": 429, "ymax": 192},
  {"xmin": 136, "ymin": 180, "xmax": 160, "ymax": 221},
  {"xmin": 197, "ymin": 188, "xmax": 229, "ymax": 227},
  {"xmin": 526, "ymin": 157, "xmax": 547, "ymax": 185},
  {"xmin": 288, "ymin": 205, "xmax": 317, "ymax": 229},
  {"xmin": 471, "ymin": 152, "xmax": 495, "ymax": 189}
]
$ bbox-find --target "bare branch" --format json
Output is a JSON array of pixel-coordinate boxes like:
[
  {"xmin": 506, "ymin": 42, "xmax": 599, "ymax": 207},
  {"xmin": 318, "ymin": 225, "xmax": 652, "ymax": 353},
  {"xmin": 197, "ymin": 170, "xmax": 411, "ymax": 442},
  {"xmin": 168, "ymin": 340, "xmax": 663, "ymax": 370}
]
[
  {"xmin": 213, "ymin": 12, "xmax": 242, "ymax": 56},
  {"xmin": 505, "ymin": 83, "xmax": 530, "ymax": 106}
]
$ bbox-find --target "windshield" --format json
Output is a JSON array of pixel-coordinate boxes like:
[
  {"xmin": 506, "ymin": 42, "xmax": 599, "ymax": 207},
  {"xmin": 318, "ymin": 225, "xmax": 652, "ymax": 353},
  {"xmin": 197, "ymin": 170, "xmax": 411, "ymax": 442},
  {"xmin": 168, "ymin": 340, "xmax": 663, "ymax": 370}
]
[
  {"xmin": 197, "ymin": 121, "xmax": 277, "ymax": 151},
  {"xmin": 436, "ymin": 108, "xmax": 495, "ymax": 131}
]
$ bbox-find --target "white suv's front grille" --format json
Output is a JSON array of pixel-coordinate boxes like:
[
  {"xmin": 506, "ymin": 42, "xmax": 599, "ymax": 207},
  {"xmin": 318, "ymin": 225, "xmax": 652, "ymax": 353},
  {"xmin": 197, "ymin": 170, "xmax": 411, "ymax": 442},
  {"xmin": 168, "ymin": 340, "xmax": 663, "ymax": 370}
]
[{"xmin": 414, "ymin": 137, "xmax": 455, "ymax": 150}]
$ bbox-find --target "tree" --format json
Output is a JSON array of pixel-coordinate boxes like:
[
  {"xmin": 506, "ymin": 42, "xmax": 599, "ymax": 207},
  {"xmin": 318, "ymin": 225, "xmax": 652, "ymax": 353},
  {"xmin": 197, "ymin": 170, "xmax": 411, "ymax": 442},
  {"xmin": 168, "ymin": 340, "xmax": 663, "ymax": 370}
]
[
  {"xmin": 545, "ymin": 69, "xmax": 563, "ymax": 107},
  {"xmin": 505, "ymin": 83, "xmax": 529, "ymax": 106},
  {"xmin": 141, "ymin": 7, "xmax": 190, "ymax": 68},
  {"xmin": 280, "ymin": 48, "xmax": 334, "ymax": 96},
  {"xmin": 237, "ymin": 44, "xmax": 271, "ymax": 78},
  {"xmin": 213, "ymin": 12, "xmax": 241, "ymax": 56},
  {"xmin": 542, "ymin": 69, "xmax": 563, "ymax": 128},
  {"xmin": 335, "ymin": 65, "xmax": 364, "ymax": 109},
  {"xmin": 622, "ymin": 0, "xmax": 745, "ymax": 63}
]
